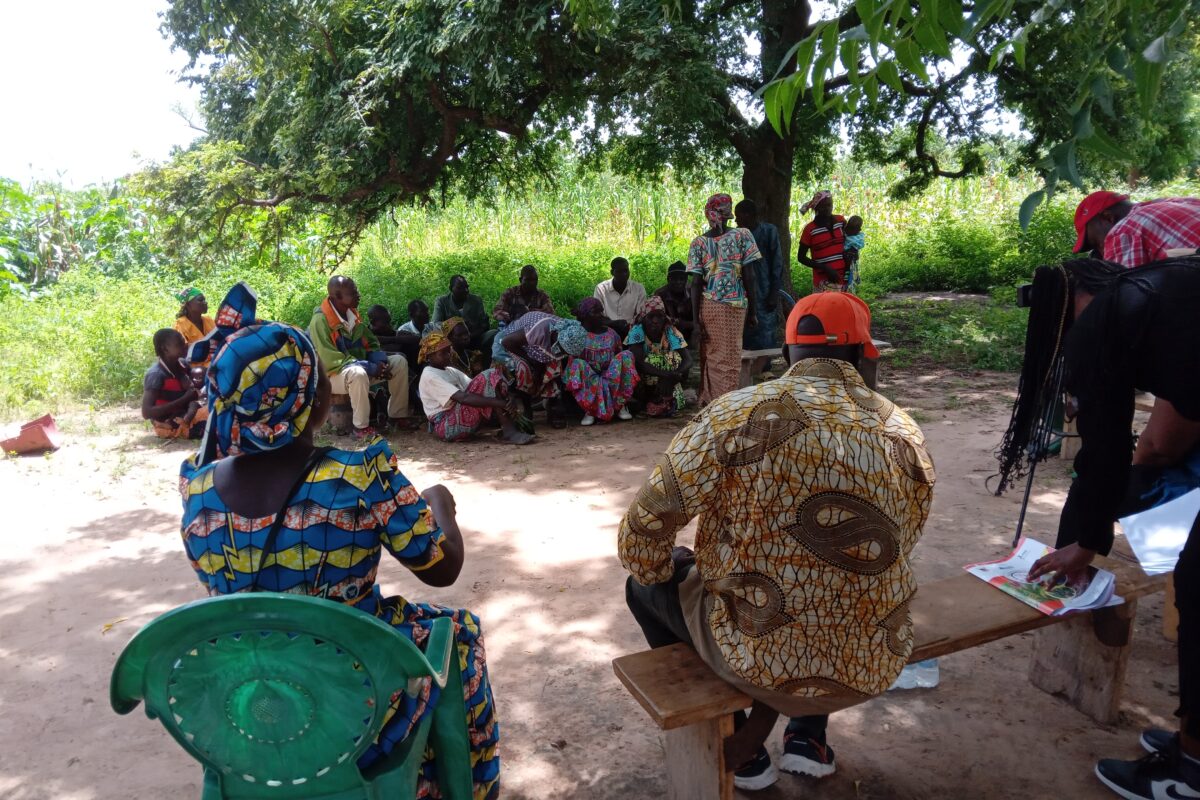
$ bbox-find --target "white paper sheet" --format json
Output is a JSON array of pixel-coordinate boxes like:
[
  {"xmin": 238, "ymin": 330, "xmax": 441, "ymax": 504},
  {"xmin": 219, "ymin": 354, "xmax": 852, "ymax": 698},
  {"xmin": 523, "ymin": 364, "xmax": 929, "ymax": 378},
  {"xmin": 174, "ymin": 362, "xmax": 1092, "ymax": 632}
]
[{"xmin": 1118, "ymin": 488, "xmax": 1200, "ymax": 575}]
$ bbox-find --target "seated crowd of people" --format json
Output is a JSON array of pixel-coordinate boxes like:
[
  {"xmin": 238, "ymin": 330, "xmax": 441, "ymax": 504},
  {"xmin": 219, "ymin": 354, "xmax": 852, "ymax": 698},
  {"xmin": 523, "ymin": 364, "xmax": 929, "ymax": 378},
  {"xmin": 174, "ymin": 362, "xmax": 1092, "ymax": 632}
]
[{"xmin": 129, "ymin": 187, "xmax": 1200, "ymax": 800}]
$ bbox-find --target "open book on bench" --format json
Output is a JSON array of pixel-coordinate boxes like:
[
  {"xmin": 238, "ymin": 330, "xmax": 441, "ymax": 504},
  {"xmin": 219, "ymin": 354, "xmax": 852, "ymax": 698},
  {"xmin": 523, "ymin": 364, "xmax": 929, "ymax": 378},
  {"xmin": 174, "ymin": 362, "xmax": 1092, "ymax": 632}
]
[{"xmin": 965, "ymin": 537, "xmax": 1121, "ymax": 616}]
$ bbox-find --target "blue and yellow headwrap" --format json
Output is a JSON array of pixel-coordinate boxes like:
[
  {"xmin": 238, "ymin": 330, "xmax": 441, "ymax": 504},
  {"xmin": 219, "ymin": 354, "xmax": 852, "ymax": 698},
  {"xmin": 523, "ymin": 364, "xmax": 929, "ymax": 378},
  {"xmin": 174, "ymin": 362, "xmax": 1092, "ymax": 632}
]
[{"xmin": 195, "ymin": 283, "xmax": 320, "ymax": 465}]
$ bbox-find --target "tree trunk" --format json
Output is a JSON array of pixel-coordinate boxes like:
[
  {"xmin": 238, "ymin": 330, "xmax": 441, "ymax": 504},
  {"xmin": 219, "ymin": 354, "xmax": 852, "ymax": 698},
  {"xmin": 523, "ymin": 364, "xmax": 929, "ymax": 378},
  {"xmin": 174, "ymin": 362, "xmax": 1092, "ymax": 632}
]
[
  {"xmin": 740, "ymin": 125, "xmax": 797, "ymax": 296},
  {"xmin": 738, "ymin": 0, "xmax": 808, "ymax": 297}
]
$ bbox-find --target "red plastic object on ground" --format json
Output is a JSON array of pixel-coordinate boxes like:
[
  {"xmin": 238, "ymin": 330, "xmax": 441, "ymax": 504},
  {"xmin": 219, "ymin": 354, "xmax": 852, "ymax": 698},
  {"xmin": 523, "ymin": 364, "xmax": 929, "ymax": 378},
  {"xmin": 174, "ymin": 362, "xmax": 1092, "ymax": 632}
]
[{"xmin": 0, "ymin": 414, "xmax": 63, "ymax": 455}]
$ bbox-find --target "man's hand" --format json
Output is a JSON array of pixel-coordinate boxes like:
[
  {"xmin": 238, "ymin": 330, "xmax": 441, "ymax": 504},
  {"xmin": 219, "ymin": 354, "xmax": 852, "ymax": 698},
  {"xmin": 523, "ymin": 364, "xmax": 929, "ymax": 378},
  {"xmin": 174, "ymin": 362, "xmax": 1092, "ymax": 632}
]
[
  {"xmin": 745, "ymin": 310, "xmax": 758, "ymax": 329},
  {"xmin": 1028, "ymin": 542, "xmax": 1097, "ymax": 584}
]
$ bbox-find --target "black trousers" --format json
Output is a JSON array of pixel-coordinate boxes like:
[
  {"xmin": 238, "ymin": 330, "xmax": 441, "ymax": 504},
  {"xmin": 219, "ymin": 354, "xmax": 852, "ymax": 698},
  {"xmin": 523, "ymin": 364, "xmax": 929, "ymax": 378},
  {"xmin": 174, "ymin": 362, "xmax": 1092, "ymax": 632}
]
[{"xmin": 624, "ymin": 571, "xmax": 829, "ymax": 742}]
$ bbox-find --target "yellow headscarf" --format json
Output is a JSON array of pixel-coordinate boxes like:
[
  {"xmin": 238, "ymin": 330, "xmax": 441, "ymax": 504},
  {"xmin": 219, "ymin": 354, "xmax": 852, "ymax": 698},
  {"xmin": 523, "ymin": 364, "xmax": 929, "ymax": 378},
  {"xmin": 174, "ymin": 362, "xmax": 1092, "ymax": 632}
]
[
  {"xmin": 418, "ymin": 330, "xmax": 452, "ymax": 364},
  {"xmin": 441, "ymin": 316, "xmax": 467, "ymax": 337}
]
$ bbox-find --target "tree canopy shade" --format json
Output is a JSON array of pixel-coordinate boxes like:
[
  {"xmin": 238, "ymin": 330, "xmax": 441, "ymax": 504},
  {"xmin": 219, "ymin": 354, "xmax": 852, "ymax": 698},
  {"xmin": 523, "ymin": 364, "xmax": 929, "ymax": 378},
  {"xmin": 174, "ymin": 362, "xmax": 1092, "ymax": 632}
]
[
  {"xmin": 761, "ymin": 0, "xmax": 1200, "ymax": 225},
  {"xmin": 149, "ymin": 0, "xmax": 1200, "ymax": 274},
  {"xmin": 148, "ymin": 0, "xmax": 605, "ymax": 265}
]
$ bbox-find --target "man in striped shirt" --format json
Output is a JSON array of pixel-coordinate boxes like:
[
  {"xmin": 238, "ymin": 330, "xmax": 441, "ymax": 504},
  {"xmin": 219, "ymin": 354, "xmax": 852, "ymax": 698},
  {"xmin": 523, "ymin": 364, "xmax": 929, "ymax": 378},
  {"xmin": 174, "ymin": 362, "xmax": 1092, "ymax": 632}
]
[
  {"xmin": 797, "ymin": 190, "xmax": 847, "ymax": 289},
  {"xmin": 1073, "ymin": 191, "xmax": 1200, "ymax": 268}
]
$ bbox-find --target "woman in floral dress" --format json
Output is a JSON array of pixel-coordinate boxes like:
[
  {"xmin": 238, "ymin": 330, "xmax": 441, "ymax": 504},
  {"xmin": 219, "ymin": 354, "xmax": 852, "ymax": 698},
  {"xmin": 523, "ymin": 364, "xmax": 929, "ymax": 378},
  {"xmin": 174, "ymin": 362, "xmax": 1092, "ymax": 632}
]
[{"xmin": 564, "ymin": 298, "xmax": 639, "ymax": 425}]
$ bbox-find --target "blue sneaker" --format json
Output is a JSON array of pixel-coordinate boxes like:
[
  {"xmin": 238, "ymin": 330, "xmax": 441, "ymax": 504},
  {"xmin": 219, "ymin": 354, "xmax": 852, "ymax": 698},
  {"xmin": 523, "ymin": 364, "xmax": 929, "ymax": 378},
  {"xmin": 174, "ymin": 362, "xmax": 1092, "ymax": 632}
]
[
  {"xmin": 733, "ymin": 747, "xmax": 779, "ymax": 792},
  {"xmin": 1095, "ymin": 750, "xmax": 1200, "ymax": 800},
  {"xmin": 1139, "ymin": 728, "xmax": 1176, "ymax": 755},
  {"xmin": 779, "ymin": 735, "xmax": 836, "ymax": 778}
]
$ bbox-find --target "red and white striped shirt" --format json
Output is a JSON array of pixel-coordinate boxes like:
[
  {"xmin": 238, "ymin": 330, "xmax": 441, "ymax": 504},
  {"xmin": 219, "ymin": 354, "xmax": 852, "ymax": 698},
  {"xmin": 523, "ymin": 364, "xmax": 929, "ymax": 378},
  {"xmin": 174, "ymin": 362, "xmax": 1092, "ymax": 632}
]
[{"xmin": 1103, "ymin": 197, "xmax": 1200, "ymax": 268}]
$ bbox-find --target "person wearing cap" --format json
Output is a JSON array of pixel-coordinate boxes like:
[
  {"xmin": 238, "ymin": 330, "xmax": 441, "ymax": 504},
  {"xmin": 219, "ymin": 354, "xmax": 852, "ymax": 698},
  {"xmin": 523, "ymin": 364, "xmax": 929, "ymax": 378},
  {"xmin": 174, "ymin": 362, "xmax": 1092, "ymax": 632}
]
[
  {"xmin": 619, "ymin": 290, "xmax": 933, "ymax": 792},
  {"xmin": 1073, "ymin": 191, "xmax": 1200, "ymax": 268},
  {"xmin": 992, "ymin": 257, "xmax": 1200, "ymax": 799},
  {"xmin": 653, "ymin": 261, "xmax": 696, "ymax": 346}
]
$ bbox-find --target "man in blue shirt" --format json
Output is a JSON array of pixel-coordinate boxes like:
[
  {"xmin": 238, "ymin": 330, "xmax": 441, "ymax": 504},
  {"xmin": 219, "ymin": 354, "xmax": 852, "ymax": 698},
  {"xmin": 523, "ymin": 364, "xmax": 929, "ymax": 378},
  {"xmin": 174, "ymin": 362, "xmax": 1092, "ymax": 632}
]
[{"xmin": 736, "ymin": 199, "xmax": 786, "ymax": 365}]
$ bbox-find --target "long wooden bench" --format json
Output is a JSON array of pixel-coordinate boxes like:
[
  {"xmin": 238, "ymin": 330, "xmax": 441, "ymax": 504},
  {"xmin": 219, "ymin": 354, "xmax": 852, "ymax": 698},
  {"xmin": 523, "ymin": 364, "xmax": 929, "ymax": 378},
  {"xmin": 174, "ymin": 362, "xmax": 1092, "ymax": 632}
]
[
  {"xmin": 613, "ymin": 554, "xmax": 1168, "ymax": 800},
  {"xmin": 738, "ymin": 339, "xmax": 892, "ymax": 389}
]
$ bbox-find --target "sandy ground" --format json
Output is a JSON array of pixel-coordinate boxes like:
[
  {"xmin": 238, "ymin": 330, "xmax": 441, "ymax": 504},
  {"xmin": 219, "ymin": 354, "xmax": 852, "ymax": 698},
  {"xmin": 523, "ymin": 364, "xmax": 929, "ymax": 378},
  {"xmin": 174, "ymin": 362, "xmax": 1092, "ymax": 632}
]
[{"xmin": 0, "ymin": 365, "xmax": 1180, "ymax": 800}]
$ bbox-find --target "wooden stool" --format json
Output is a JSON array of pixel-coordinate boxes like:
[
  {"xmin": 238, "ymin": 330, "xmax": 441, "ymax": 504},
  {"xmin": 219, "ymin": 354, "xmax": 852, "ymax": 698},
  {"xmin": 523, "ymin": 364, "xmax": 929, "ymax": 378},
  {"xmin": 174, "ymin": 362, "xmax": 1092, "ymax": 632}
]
[{"xmin": 328, "ymin": 393, "xmax": 353, "ymax": 435}]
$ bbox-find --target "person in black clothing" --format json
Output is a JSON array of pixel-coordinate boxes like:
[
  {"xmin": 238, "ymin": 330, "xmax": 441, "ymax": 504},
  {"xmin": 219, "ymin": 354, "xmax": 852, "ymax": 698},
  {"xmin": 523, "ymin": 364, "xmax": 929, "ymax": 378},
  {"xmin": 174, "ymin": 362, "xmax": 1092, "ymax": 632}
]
[{"xmin": 996, "ymin": 257, "xmax": 1200, "ymax": 800}]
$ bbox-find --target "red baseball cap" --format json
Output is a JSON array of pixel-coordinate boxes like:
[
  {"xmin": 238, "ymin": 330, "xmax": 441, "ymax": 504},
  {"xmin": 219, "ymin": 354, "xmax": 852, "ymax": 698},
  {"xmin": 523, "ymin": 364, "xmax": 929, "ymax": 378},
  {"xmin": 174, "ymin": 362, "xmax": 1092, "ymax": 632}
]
[
  {"xmin": 1073, "ymin": 191, "xmax": 1129, "ymax": 253},
  {"xmin": 785, "ymin": 292, "xmax": 879, "ymax": 359}
]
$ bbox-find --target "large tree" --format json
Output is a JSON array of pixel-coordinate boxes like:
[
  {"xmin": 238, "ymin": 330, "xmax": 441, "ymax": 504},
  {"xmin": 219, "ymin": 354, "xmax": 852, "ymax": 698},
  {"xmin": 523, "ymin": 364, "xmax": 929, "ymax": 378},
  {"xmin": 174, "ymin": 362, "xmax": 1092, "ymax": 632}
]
[
  {"xmin": 147, "ymin": 0, "xmax": 606, "ymax": 264},
  {"xmin": 150, "ymin": 0, "xmax": 1198, "ymax": 271},
  {"xmin": 759, "ymin": 0, "xmax": 1200, "ymax": 226}
]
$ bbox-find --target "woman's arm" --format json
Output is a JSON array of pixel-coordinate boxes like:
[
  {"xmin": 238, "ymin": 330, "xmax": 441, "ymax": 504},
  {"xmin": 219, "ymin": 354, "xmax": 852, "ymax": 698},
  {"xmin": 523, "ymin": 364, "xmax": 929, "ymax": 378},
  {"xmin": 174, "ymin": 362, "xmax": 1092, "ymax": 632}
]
[
  {"xmin": 741, "ymin": 259, "xmax": 760, "ymax": 327},
  {"xmin": 689, "ymin": 277, "xmax": 703, "ymax": 338},
  {"xmin": 676, "ymin": 346, "xmax": 694, "ymax": 375},
  {"xmin": 797, "ymin": 243, "xmax": 839, "ymax": 283},
  {"xmin": 413, "ymin": 484, "xmax": 464, "ymax": 587},
  {"xmin": 141, "ymin": 384, "xmax": 199, "ymax": 421},
  {"xmin": 449, "ymin": 389, "xmax": 508, "ymax": 411},
  {"xmin": 629, "ymin": 342, "xmax": 671, "ymax": 378},
  {"xmin": 1134, "ymin": 397, "xmax": 1200, "ymax": 467},
  {"xmin": 1030, "ymin": 387, "xmax": 1136, "ymax": 581}
]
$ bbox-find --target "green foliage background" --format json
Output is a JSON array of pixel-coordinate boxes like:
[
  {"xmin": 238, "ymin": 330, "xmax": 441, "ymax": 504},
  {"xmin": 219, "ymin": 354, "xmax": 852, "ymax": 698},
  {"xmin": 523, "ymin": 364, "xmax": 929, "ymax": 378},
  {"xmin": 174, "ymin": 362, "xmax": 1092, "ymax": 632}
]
[{"xmin": 2, "ymin": 159, "xmax": 1197, "ymax": 417}]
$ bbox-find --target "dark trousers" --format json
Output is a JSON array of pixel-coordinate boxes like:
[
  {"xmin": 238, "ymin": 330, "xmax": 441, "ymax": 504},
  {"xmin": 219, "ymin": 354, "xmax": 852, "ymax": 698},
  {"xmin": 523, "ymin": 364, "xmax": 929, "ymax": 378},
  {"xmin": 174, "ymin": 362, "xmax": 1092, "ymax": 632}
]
[
  {"xmin": 624, "ymin": 572, "xmax": 829, "ymax": 742},
  {"xmin": 1178, "ymin": 515, "xmax": 1200, "ymax": 738}
]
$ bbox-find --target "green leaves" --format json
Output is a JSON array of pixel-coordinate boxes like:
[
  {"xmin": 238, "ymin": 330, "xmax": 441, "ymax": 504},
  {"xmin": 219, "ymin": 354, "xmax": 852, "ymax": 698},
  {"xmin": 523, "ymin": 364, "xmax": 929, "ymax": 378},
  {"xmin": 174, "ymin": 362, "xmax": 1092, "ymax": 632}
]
[{"xmin": 760, "ymin": 0, "xmax": 1198, "ymax": 227}]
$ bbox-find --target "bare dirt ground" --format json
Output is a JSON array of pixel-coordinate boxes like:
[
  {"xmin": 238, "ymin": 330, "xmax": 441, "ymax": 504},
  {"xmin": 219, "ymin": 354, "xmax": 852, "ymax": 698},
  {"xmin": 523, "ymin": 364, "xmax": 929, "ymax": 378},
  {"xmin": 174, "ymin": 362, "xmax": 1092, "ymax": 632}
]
[{"xmin": 0, "ymin": 365, "xmax": 1178, "ymax": 800}]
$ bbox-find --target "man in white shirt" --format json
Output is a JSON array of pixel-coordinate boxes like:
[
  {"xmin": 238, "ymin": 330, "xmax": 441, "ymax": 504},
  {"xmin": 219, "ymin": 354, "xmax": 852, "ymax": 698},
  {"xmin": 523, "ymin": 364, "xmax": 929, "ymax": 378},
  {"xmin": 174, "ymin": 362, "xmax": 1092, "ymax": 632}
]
[{"xmin": 594, "ymin": 257, "xmax": 646, "ymax": 339}]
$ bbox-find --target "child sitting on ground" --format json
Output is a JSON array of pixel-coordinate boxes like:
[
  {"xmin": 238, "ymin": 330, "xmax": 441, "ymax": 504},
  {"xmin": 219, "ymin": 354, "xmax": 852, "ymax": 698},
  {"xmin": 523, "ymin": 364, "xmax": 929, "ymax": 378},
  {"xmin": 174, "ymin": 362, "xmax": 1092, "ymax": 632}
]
[
  {"xmin": 142, "ymin": 329, "xmax": 208, "ymax": 439},
  {"xmin": 843, "ymin": 215, "xmax": 865, "ymax": 294},
  {"xmin": 418, "ymin": 331, "xmax": 534, "ymax": 445}
]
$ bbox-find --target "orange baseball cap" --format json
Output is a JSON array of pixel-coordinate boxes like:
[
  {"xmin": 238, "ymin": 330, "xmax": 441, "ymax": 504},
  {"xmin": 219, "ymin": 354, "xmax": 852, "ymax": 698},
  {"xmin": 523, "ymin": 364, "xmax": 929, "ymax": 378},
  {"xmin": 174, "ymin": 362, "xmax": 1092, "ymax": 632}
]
[
  {"xmin": 1073, "ymin": 191, "xmax": 1128, "ymax": 253},
  {"xmin": 785, "ymin": 292, "xmax": 879, "ymax": 359}
]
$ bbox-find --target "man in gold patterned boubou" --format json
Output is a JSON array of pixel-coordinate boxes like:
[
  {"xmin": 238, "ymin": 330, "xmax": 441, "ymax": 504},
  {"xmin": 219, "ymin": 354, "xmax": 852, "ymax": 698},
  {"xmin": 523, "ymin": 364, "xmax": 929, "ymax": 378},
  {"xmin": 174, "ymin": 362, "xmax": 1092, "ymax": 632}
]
[{"xmin": 618, "ymin": 292, "xmax": 935, "ymax": 792}]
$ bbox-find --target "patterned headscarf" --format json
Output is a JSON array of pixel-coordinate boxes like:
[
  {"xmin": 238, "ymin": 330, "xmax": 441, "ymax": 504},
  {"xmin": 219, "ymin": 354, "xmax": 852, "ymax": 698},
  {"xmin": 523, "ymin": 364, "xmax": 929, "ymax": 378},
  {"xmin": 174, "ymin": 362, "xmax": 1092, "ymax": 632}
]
[
  {"xmin": 418, "ymin": 330, "xmax": 452, "ymax": 364},
  {"xmin": 574, "ymin": 297, "xmax": 603, "ymax": 320},
  {"xmin": 636, "ymin": 294, "xmax": 667, "ymax": 323},
  {"xmin": 553, "ymin": 318, "xmax": 588, "ymax": 357},
  {"xmin": 195, "ymin": 283, "xmax": 319, "ymax": 466},
  {"xmin": 799, "ymin": 190, "xmax": 833, "ymax": 214},
  {"xmin": 440, "ymin": 316, "xmax": 467, "ymax": 338},
  {"xmin": 177, "ymin": 287, "xmax": 203, "ymax": 304},
  {"xmin": 704, "ymin": 193, "xmax": 733, "ymax": 230}
]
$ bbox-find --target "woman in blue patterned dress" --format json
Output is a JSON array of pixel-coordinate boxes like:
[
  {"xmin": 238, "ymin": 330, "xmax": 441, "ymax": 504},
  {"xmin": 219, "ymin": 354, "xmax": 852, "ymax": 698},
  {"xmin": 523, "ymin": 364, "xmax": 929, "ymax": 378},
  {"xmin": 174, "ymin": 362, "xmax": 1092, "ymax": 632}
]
[
  {"xmin": 179, "ymin": 284, "xmax": 500, "ymax": 799},
  {"xmin": 564, "ymin": 298, "xmax": 638, "ymax": 425},
  {"xmin": 498, "ymin": 310, "xmax": 587, "ymax": 428},
  {"xmin": 625, "ymin": 296, "xmax": 691, "ymax": 417}
]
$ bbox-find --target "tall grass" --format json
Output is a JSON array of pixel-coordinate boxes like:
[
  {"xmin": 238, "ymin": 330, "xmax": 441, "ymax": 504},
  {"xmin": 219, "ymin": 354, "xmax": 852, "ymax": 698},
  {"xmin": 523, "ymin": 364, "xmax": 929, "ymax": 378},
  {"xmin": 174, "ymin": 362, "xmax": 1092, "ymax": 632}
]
[{"xmin": 2, "ymin": 161, "xmax": 1197, "ymax": 416}]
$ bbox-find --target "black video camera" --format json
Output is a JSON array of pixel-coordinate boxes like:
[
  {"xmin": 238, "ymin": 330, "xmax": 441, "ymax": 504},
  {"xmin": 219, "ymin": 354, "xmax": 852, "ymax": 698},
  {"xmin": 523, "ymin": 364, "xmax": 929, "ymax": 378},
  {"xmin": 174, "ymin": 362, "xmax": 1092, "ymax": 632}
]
[{"xmin": 1016, "ymin": 283, "xmax": 1034, "ymax": 308}]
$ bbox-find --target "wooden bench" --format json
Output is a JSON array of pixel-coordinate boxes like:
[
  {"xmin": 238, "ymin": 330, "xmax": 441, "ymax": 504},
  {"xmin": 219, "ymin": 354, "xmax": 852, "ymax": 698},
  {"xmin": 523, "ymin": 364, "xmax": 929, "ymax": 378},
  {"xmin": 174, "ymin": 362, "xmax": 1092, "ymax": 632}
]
[
  {"xmin": 613, "ymin": 554, "xmax": 1168, "ymax": 800},
  {"xmin": 737, "ymin": 339, "xmax": 892, "ymax": 389}
]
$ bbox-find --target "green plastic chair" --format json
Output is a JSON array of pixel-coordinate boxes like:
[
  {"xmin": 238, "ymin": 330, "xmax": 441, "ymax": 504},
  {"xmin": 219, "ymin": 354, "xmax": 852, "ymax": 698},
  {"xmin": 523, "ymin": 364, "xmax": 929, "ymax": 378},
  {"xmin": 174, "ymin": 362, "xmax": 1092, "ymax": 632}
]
[{"xmin": 110, "ymin": 593, "xmax": 474, "ymax": 800}]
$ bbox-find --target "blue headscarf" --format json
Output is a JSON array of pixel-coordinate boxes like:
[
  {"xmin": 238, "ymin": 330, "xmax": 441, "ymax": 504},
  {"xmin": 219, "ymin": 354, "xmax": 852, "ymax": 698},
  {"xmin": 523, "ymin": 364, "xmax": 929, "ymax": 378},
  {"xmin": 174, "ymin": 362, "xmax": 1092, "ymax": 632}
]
[
  {"xmin": 194, "ymin": 283, "xmax": 320, "ymax": 465},
  {"xmin": 553, "ymin": 318, "xmax": 588, "ymax": 357}
]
